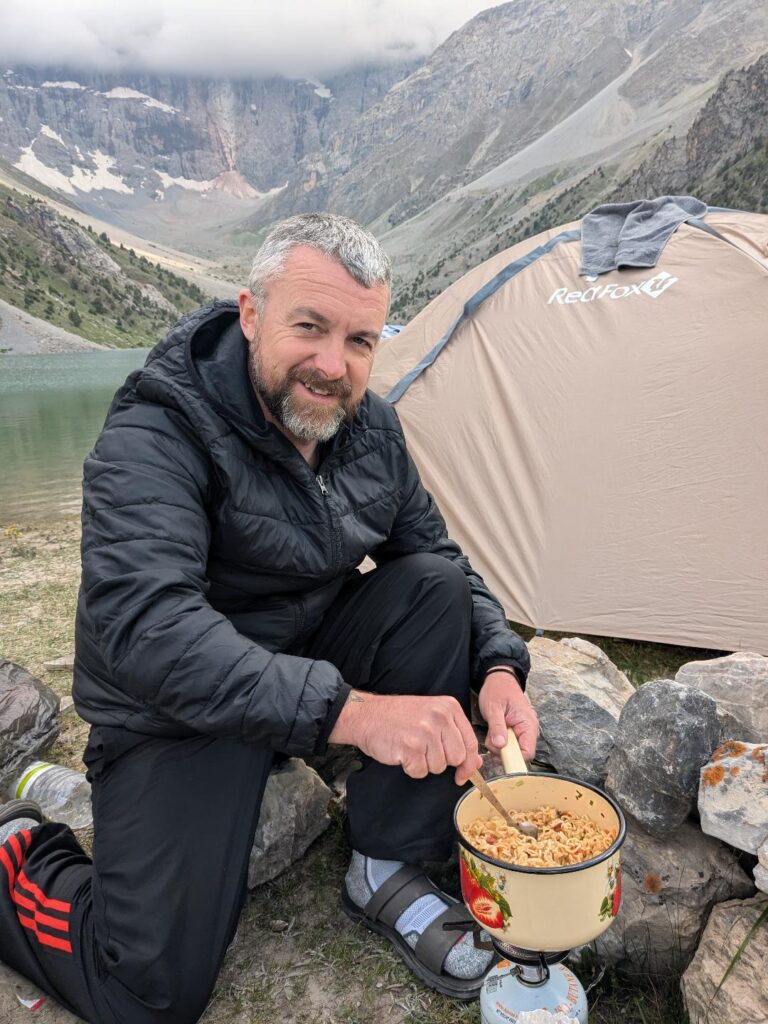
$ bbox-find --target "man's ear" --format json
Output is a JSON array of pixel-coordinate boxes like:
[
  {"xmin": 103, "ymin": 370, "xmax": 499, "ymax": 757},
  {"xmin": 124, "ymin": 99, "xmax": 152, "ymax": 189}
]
[{"xmin": 238, "ymin": 289, "xmax": 259, "ymax": 342}]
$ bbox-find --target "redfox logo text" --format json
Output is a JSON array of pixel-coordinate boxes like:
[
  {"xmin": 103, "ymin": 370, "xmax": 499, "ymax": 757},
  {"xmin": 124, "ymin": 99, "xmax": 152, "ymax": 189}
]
[{"xmin": 547, "ymin": 271, "xmax": 679, "ymax": 304}]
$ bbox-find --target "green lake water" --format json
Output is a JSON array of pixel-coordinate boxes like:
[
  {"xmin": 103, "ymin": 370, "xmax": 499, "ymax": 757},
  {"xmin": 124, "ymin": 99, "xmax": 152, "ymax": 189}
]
[{"xmin": 0, "ymin": 349, "xmax": 150, "ymax": 524}]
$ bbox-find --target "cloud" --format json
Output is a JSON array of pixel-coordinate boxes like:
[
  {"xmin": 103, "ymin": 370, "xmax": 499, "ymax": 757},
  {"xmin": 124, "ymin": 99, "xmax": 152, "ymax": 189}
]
[{"xmin": 0, "ymin": 0, "xmax": 510, "ymax": 79}]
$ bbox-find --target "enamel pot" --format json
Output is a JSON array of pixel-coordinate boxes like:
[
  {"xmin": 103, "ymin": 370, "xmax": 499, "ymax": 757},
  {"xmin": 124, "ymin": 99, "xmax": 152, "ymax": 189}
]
[{"xmin": 454, "ymin": 730, "xmax": 626, "ymax": 952}]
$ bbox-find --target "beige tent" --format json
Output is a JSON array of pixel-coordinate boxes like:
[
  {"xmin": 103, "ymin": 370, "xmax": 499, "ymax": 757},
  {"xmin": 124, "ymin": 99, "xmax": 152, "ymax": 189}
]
[{"xmin": 371, "ymin": 205, "xmax": 768, "ymax": 654}]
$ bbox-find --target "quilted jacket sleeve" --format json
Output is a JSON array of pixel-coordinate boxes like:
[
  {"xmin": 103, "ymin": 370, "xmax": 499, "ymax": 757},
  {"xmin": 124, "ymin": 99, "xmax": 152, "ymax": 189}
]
[
  {"xmin": 372, "ymin": 435, "xmax": 530, "ymax": 689},
  {"xmin": 79, "ymin": 394, "xmax": 349, "ymax": 756}
]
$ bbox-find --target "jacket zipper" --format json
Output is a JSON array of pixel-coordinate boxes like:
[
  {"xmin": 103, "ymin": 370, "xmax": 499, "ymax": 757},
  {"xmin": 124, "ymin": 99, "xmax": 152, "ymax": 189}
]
[{"xmin": 316, "ymin": 474, "xmax": 329, "ymax": 496}]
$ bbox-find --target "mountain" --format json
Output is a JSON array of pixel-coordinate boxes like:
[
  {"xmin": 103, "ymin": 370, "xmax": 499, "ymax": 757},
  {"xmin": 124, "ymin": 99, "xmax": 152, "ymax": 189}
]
[
  {"xmin": 251, "ymin": 0, "xmax": 768, "ymax": 233},
  {"xmin": 0, "ymin": 61, "xmax": 419, "ymax": 250},
  {"xmin": 0, "ymin": 182, "xmax": 210, "ymax": 348},
  {"xmin": 613, "ymin": 52, "xmax": 768, "ymax": 205}
]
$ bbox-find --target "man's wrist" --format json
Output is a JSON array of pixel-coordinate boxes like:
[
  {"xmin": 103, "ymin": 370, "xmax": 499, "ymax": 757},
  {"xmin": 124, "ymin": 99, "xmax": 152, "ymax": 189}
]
[
  {"xmin": 327, "ymin": 688, "xmax": 372, "ymax": 747},
  {"xmin": 484, "ymin": 664, "xmax": 525, "ymax": 688}
]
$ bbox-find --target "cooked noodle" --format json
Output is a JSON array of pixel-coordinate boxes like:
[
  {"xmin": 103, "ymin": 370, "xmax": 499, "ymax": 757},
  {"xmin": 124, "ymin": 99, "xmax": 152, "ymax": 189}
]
[{"xmin": 462, "ymin": 806, "xmax": 616, "ymax": 867}]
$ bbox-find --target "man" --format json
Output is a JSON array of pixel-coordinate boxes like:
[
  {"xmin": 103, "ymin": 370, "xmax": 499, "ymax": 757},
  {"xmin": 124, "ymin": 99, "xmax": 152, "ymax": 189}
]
[{"xmin": 0, "ymin": 214, "xmax": 537, "ymax": 1022}]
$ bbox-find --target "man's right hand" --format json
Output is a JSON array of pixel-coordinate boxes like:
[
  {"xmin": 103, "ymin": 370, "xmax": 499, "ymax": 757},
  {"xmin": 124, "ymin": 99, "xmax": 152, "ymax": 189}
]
[{"xmin": 328, "ymin": 691, "xmax": 482, "ymax": 785}]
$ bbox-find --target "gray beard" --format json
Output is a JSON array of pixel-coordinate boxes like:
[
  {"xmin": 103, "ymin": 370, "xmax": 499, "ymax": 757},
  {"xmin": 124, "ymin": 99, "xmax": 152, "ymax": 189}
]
[{"xmin": 248, "ymin": 344, "xmax": 352, "ymax": 443}]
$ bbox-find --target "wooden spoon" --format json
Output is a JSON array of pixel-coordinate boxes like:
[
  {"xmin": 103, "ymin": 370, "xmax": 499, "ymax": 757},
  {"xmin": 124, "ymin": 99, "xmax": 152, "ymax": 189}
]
[{"xmin": 499, "ymin": 727, "xmax": 540, "ymax": 839}]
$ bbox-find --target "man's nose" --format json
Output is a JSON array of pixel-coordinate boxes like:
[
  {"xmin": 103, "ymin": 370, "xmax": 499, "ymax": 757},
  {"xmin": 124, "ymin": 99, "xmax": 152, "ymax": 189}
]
[{"xmin": 311, "ymin": 336, "xmax": 347, "ymax": 379}]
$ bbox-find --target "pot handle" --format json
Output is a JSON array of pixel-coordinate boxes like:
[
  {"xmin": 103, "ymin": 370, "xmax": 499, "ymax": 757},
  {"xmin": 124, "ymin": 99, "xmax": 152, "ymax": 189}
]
[{"xmin": 500, "ymin": 727, "xmax": 528, "ymax": 775}]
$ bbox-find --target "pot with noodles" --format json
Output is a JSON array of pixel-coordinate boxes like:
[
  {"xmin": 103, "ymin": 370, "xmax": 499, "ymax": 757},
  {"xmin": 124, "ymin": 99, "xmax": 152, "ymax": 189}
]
[{"xmin": 454, "ymin": 729, "xmax": 626, "ymax": 952}]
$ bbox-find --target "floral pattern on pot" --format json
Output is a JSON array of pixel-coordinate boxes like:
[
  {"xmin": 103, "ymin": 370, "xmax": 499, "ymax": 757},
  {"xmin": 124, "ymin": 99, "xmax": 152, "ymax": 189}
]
[
  {"xmin": 599, "ymin": 863, "xmax": 622, "ymax": 921},
  {"xmin": 459, "ymin": 849, "xmax": 513, "ymax": 929}
]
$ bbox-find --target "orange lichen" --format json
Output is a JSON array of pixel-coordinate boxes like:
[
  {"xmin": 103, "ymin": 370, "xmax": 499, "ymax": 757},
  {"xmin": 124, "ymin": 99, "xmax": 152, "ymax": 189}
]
[
  {"xmin": 712, "ymin": 741, "xmax": 748, "ymax": 761},
  {"xmin": 730, "ymin": 766, "xmax": 741, "ymax": 777},
  {"xmin": 750, "ymin": 746, "xmax": 766, "ymax": 766},
  {"xmin": 644, "ymin": 873, "xmax": 662, "ymax": 894},
  {"xmin": 702, "ymin": 764, "xmax": 726, "ymax": 787}
]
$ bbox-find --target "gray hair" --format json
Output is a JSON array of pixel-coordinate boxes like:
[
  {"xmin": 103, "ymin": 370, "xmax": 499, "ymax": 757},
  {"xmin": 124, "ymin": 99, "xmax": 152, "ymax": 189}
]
[{"xmin": 248, "ymin": 213, "xmax": 391, "ymax": 310}]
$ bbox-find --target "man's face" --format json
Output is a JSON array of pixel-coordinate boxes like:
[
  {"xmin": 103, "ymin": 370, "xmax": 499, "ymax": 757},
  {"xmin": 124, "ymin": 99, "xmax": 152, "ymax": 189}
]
[{"xmin": 238, "ymin": 246, "xmax": 389, "ymax": 445}]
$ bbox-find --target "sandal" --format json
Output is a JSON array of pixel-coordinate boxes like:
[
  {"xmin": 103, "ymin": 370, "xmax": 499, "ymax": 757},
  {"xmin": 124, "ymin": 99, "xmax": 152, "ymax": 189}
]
[{"xmin": 341, "ymin": 863, "xmax": 494, "ymax": 1000}]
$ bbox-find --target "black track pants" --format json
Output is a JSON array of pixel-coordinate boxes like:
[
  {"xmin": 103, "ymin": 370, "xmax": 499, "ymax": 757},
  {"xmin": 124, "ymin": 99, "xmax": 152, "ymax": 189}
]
[{"xmin": 0, "ymin": 553, "xmax": 473, "ymax": 1023}]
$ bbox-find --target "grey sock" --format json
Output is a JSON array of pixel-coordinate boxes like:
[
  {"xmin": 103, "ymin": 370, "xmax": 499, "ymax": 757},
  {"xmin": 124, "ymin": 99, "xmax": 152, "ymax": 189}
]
[
  {"xmin": 345, "ymin": 851, "xmax": 493, "ymax": 980},
  {"xmin": 0, "ymin": 818, "xmax": 37, "ymax": 847}
]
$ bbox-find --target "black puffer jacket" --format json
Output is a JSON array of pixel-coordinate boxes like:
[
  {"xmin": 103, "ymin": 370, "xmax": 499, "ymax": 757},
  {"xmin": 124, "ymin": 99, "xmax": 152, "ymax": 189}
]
[{"xmin": 74, "ymin": 302, "xmax": 530, "ymax": 757}]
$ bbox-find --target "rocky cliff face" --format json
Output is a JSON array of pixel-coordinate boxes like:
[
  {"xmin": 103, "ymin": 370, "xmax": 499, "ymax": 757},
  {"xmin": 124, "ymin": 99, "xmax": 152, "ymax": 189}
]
[
  {"xmin": 616, "ymin": 52, "xmax": 768, "ymax": 197},
  {"xmin": 0, "ymin": 61, "xmax": 419, "ymax": 214},
  {"xmin": 254, "ymin": 0, "xmax": 768, "ymax": 231}
]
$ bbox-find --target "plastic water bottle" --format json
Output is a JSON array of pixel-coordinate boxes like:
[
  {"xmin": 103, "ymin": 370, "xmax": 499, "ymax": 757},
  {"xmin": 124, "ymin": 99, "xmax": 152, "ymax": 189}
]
[{"xmin": 11, "ymin": 761, "xmax": 93, "ymax": 830}]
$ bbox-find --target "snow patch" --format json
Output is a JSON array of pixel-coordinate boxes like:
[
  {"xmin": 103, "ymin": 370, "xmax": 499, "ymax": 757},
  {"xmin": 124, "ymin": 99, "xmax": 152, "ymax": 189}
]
[
  {"xmin": 624, "ymin": 48, "xmax": 633, "ymax": 57},
  {"xmin": 41, "ymin": 81, "xmax": 85, "ymax": 90},
  {"xmin": 39, "ymin": 125, "xmax": 67, "ymax": 147},
  {"xmin": 3, "ymin": 70, "xmax": 14, "ymax": 78},
  {"xmin": 156, "ymin": 170, "xmax": 214, "ymax": 192},
  {"xmin": 306, "ymin": 79, "xmax": 332, "ymax": 99},
  {"xmin": 103, "ymin": 88, "xmax": 178, "ymax": 115},
  {"xmin": 14, "ymin": 147, "xmax": 134, "ymax": 196}
]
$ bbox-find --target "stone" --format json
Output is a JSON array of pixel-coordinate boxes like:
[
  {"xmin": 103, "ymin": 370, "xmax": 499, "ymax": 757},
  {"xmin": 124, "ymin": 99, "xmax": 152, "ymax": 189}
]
[
  {"xmin": 592, "ymin": 817, "xmax": 754, "ymax": 976},
  {"xmin": 676, "ymin": 652, "xmax": 768, "ymax": 744},
  {"xmin": 0, "ymin": 660, "xmax": 59, "ymax": 794},
  {"xmin": 698, "ymin": 740, "xmax": 768, "ymax": 854},
  {"xmin": 681, "ymin": 894, "xmax": 768, "ymax": 1024},
  {"xmin": 527, "ymin": 637, "xmax": 636, "ymax": 720},
  {"xmin": 530, "ymin": 690, "xmax": 617, "ymax": 787},
  {"xmin": 248, "ymin": 758, "xmax": 332, "ymax": 889},
  {"xmin": 43, "ymin": 656, "xmax": 75, "ymax": 672},
  {"xmin": 756, "ymin": 837, "xmax": 768, "ymax": 894},
  {"xmin": 525, "ymin": 637, "xmax": 635, "ymax": 780},
  {"xmin": 605, "ymin": 679, "xmax": 721, "ymax": 837}
]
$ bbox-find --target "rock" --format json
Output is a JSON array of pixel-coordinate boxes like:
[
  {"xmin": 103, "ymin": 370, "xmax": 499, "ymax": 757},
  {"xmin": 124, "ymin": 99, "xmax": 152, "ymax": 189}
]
[
  {"xmin": 698, "ymin": 741, "xmax": 768, "ymax": 854},
  {"xmin": 525, "ymin": 637, "xmax": 635, "ymax": 781},
  {"xmin": 756, "ymin": 837, "xmax": 768, "ymax": 894},
  {"xmin": 248, "ymin": 758, "xmax": 332, "ymax": 889},
  {"xmin": 605, "ymin": 680, "xmax": 721, "ymax": 837},
  {"xmin": 530, "ymin": 690, "xmax": 618, "ymax": 786},
  {"xmin": 0, "ymin": 660, "xmax": 59, "ymax": 794},
  {"xmin": 676, "ymin": 653, "xmax": 768, "ymax": 744},
  {"xmin": 592, "ymin": 817, "xmax": 754, "ymax": 976},
  {"xmin": 43, "ymin": 656, "xmax": 75, "ymax": 672},
  {"xmin": 681, "ymin": 893, "xmax": 768, "ymax": 1024},
  {"xmin": 527, "ymin": 637, "xmax": 636, "ymax": 720}
]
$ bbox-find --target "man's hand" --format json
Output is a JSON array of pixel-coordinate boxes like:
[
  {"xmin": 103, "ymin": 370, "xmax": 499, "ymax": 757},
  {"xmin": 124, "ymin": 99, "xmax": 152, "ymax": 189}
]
[
  {"xmin": 478, "ymin": 671, "xmax": 539, "ymax": 763},
  {"xmin": 328, "ymin": 691, "xmax": 482, "ymax": 785}
]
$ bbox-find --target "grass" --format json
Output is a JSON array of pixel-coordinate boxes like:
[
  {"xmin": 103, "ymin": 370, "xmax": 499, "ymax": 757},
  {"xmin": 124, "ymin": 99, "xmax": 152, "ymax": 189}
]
[
  {"xmin": 0, "ymin": 515, "xmax": 711, "ymax": 1023},
  {"xmin": 0, "ymin": 182, "xmax": 211, "ymax": 348}
]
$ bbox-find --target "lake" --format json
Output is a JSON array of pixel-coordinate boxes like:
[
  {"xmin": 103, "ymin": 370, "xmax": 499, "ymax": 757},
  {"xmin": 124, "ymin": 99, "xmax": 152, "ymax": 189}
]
[{"xmin": 0, "ymin": 350, "xmax": 150, "ymax": 524}]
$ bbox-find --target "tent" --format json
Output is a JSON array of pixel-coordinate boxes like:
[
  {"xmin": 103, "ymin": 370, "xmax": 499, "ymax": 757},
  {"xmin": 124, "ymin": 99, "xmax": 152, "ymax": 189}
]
[{"xmin": 370, "ymin": 203, "xmax": 768, "ymax": 654}]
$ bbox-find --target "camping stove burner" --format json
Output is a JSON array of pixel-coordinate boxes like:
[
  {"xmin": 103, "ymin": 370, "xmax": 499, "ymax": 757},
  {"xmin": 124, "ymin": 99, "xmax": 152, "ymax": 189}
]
[{"xmin": 479, "ymin": 944, "xmax": 588, "ymax": 1022}]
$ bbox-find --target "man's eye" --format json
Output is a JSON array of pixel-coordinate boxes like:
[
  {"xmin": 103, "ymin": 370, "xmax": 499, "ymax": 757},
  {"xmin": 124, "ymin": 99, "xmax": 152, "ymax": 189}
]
[
  {"xmin": 297, "ymin": 322, "xmax": 317, "ymax": 331},
  {"xmin": 351, "ymin": 337, "xmax": 373, "ymax": 349}
]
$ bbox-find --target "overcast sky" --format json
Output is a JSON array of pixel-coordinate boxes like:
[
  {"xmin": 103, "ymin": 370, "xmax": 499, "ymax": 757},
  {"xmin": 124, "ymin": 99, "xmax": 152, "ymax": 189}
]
[{"xmin": 0, "ymin": 0, "xmax": 510, "ymax": 80}]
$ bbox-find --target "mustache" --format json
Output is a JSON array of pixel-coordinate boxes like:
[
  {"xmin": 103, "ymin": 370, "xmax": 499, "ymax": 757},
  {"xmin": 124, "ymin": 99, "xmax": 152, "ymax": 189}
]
[{"xmin": 290, "ymin": 368, "xmax": 352, "ymax": 400}]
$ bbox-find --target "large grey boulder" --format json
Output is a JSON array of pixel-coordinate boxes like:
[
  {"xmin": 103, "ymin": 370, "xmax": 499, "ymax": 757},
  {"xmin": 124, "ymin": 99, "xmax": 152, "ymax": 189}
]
[
  {"xmin": 592, "ymin": 817, "xmax": 754, "ymax": 976},
  {"xmin": 605, "ymin": 679, "xmax": 721, "ymax": 837},
  {"xmin": 698, "ymin": 741, "xmax": 768, "ymax": 855},
  {"xmin": 526, "ymin": 637, "xmax": 635, "ymax": 783},
  {"xmin": 248, "ymin": 758, "xmax": 332, "ymax": 889},
  {"xmin": 0, "ymin": 660, "xmax": 59, "ymax": 794},
  {"xmin": 681, "ymin": 894, "xmax": 768, "ymax": 1024},
  {"xmin": 676, "ymin": 652, "xmax": 768, "ymax": 743},
  {"xmin": 756, "ymin": 837, "xmax": 768, "ymax": 894}
]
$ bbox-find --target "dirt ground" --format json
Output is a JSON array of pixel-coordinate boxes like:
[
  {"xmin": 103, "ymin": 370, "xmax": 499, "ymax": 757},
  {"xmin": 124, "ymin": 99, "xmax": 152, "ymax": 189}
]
[{"xmin": 0, "ymin": 519, "xmax": 687, "ymax": 1024}]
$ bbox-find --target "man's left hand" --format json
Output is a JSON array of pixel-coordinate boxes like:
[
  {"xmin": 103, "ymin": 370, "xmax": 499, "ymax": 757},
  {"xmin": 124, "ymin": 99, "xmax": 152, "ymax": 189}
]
[{"xmin": 478, "ymin": 671, "xmax": 539, "ymax": 763}]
